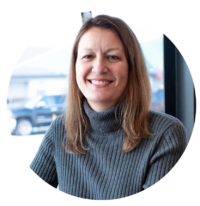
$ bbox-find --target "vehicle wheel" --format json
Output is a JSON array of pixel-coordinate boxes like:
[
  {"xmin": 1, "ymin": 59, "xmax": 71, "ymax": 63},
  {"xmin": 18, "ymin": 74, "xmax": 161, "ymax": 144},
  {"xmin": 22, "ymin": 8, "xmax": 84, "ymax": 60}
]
[{"xmin": 15, "ymin": 119, "xmax": 33, "ymax": 136}]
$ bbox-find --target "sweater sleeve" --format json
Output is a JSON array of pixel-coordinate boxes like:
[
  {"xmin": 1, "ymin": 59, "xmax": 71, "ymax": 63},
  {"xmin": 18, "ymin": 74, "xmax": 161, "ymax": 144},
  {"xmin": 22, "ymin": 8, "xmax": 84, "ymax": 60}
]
[
  {"xmin": 30, "ymin": 121, "xmax": 58, "ymax": 188},
  {"xmin": 143, "ymin": 123, "xmax": 187, "ymax": 189}
]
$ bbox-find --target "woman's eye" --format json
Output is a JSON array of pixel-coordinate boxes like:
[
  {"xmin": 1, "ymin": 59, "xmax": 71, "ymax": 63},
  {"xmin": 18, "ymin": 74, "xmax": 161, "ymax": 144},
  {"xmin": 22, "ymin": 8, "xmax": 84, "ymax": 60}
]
[
  {"xmin": 108, "ymin": 55, "xmax": 119, "ymax": 60},
  {"xmin": 83, "ymin": 55, "xmax": 93, "ymax": 59}
]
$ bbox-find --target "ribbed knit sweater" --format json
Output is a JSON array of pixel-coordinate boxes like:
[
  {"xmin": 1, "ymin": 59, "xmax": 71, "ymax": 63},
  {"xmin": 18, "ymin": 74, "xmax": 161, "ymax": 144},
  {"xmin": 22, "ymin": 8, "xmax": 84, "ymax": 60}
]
[{"xmin": 30, "ymin": 101, "xmax": 187, "ymax": 200}]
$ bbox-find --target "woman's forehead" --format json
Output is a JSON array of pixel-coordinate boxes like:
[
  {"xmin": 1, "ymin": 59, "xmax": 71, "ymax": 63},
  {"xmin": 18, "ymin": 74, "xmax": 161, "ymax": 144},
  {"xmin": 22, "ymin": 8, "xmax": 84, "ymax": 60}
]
[{"xmin": 77, "ymin": 27, "xmax": 124, "ymax": 52}]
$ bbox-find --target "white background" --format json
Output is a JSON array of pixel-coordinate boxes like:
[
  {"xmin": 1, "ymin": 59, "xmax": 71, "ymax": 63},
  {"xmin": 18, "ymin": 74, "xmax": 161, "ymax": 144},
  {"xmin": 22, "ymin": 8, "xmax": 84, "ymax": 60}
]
[{"xmin": 0, "ymin": 0, "xmax": 200, "ymax": 205}]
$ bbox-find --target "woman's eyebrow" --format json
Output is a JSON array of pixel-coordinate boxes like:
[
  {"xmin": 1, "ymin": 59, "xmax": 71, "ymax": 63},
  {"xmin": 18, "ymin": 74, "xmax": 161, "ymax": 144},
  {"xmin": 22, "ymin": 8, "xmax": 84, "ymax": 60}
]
[
  {"xmin": 83, "ymin": 48, "xmax": 93, "ymax": 51},
  {"xmin": 82, "ymin": 47, "xmax": 123, "ymax": 52},
  {"xmin": 106, "ymin": 48, "xmax": 122, "ymax": 52}
]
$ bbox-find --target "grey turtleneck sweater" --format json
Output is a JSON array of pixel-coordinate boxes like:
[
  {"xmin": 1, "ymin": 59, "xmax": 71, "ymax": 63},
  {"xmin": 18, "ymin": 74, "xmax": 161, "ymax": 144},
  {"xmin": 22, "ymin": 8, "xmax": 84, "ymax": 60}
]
[{"xmin": 30, "ymin": 101, "xmax": 187, "ymax": 200}]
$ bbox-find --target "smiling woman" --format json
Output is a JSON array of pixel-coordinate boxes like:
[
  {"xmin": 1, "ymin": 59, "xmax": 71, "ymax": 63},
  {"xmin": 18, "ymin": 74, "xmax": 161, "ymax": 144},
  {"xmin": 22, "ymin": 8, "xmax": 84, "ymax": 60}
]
[
  {"xmin": 30, "ymin": 15, "xmax": 187, "ymax": 200},
  {"xmin": 76, "ymin": 27, "xmax": 128, "ymax": 112}
]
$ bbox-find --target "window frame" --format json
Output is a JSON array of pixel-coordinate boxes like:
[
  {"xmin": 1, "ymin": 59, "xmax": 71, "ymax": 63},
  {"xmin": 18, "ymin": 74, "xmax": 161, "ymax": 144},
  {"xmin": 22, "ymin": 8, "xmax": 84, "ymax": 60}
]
[{"xmin": 164, "ymin": 35, "xmax": 195, "ymax": 142}]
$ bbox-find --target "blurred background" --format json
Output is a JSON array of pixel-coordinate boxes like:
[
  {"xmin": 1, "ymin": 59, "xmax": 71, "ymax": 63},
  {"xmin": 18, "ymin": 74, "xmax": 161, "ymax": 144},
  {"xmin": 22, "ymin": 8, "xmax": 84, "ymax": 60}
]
[{"xmin": 7, "ymin": 11, "xmax": 164, "ymax": 137}]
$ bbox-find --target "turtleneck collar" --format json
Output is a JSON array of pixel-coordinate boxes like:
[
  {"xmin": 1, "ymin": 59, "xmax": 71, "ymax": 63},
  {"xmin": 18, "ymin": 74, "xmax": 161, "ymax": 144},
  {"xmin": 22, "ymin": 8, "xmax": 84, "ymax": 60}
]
[{"xmin": 83, "ymin": 100, "xmax": 121, "ymax": 133}]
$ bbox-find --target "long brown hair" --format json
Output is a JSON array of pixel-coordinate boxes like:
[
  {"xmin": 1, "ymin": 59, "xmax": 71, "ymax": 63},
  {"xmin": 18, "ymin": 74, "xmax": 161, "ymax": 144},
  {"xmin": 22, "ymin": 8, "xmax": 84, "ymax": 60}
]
[{"xmin": 62, "ymin": 15, "xmax": 151, "ymax": 154}]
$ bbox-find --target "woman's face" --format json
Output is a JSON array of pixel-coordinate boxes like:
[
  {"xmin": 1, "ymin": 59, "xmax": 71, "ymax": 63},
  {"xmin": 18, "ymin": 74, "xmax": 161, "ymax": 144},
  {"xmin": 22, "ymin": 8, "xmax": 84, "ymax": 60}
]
[{"xmin": 76, "ymin": 27, "xmax": 128, "ymax": 112}]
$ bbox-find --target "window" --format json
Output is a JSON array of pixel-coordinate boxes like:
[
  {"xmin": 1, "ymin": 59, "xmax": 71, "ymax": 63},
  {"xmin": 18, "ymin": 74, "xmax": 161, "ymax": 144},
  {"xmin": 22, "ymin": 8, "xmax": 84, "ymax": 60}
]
[{"xmin": 40, "ymin": 96, "xmax": 56, "ymax": 106}]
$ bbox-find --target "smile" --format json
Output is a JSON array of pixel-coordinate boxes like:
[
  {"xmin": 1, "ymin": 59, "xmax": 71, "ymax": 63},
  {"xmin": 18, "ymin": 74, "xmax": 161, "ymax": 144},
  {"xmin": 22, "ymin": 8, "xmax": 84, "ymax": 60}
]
[{"xmin": 90, "ymin": 80, "xmax": 111, "ymax": 85}]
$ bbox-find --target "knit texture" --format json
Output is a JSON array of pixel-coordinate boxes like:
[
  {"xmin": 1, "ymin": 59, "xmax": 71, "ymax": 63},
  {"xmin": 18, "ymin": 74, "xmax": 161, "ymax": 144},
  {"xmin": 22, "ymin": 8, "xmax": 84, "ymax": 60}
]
[{"xmin": 30, "ymin": 101, "xmax": 187, "ymax": 200}]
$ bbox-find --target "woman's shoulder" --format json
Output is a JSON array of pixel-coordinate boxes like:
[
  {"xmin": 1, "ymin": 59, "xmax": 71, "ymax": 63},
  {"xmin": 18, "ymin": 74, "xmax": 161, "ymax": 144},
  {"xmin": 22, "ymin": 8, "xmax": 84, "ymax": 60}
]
[
  {"xmin": 52, "ymin": 114, "xmax": 66, "ymax": 126},
  {"xmin": 49, "ymin": 114, "xmax": 66, "ymax": 138},
  {"xmin": 149, "ymin": 110, "xmax": 186, "ymax": 133},
  {"xmin": 147, "ymin": 111, "xmax": 187, "ymax": 151}
]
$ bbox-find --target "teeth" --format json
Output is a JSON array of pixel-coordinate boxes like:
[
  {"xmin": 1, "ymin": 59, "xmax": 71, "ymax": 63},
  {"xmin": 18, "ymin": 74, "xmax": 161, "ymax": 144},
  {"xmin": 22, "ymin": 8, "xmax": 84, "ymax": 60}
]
[{"xmin": 91, "ymin": 80, "xmax": 110, "ymax": 85}]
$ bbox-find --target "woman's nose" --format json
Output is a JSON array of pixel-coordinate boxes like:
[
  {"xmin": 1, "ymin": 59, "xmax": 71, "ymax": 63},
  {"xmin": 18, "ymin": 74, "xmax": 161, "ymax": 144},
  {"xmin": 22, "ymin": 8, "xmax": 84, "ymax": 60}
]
[{"xmin": 92, "ymin": 57, "xmax": 108, "ymax": 74}]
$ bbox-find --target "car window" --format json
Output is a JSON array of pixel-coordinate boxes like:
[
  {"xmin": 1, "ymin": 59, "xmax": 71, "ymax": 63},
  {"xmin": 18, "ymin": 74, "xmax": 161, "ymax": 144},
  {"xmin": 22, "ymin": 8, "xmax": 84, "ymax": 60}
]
[
  {"xmin": 55, "ymin": 95, "xmax": 66, "ymax": 104},
  {"xmin": 24, "ymin": 95, "xmax": 43, "ymax": 108},
  {"xmin": 40, "ymin": 96, "xmax": 56, "ymax": 106}
]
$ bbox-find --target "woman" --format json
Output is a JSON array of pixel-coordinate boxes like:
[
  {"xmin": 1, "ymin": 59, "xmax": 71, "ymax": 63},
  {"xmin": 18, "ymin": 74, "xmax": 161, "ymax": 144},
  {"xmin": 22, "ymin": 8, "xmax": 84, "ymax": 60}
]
[{"xmin": 30, "ymin": 15, "xmax": 187, "ymax": 200}]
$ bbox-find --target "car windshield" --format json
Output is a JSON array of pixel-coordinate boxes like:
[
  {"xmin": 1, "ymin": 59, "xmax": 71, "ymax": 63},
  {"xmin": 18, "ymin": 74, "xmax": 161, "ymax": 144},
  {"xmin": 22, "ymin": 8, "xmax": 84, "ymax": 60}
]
[{"xmin": 22, "ymin": 95, "xmax": 42, "ymax": 109}]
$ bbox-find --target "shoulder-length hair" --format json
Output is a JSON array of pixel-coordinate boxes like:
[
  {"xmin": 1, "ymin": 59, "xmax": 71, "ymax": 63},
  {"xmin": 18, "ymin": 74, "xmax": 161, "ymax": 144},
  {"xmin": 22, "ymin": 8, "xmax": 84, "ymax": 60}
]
[{"xmin": 63, "ymin": 15, "xmax": 151, "ymax": 154}]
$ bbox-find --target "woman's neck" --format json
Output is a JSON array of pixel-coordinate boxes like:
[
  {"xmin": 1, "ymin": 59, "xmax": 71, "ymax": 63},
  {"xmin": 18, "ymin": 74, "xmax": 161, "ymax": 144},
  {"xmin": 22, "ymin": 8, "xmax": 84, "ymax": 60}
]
[
  {"xmin": 87, "ymin": 99, "xmax": 117, "ymax": 113},
  {"xmin": 83, "ymin": 99, "xmax": 122, "ymax": 133}
]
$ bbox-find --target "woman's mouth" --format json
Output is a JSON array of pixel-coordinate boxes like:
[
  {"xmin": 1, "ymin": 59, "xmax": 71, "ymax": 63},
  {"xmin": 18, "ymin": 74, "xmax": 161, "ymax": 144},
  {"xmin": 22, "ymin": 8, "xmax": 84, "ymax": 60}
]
[{"xmin": 89, "ymin": 80, "xmax": 112, "ymax": 85}]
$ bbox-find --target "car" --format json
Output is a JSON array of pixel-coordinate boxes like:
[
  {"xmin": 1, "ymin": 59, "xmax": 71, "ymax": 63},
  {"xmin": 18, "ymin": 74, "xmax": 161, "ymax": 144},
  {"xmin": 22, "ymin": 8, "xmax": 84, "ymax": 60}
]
[
  {"xmin": 7, "ymin": 89, "xmax": 164, "ymax": 135},
  {"xmin": 150, "ymin": 88, "xmax": 164, "ymax": 112},
  {"xmin": 7, "ymin": 94, "xmax": 66, "ymax": 135}
]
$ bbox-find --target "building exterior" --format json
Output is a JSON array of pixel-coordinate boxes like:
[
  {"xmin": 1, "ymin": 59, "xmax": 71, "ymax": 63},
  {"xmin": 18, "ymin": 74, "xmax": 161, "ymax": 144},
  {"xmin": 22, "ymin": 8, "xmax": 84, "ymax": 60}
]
[{"xmin": 7, "ymin": 46, "xmax": 71, "ymax": 104}]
